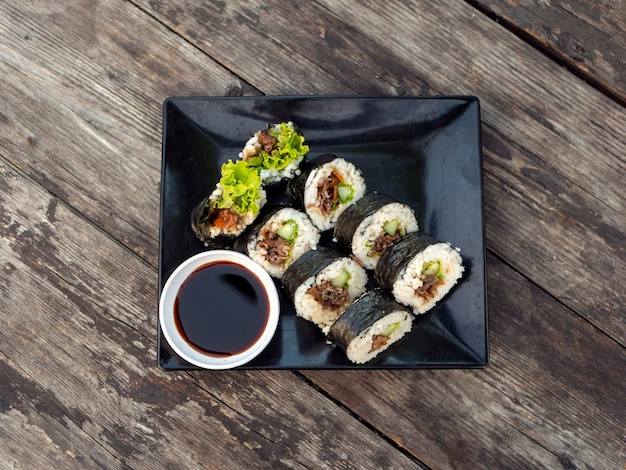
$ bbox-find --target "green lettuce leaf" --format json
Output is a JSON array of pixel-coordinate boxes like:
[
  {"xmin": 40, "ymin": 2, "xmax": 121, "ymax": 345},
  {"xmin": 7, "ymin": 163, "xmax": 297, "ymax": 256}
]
[
  {"xmin": 216, "ymin": 160, "xmax": 262, "ymax": 215},
  {"xmin": 259, "ymin": 122, "xmax": 309, "ymax": 171}
]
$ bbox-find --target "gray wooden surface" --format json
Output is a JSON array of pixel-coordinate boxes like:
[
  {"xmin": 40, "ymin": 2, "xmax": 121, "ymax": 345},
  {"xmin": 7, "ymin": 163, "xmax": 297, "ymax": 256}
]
[{"xmin": 1, "ymin": 1, "xmax": 624, "ymax": 469}]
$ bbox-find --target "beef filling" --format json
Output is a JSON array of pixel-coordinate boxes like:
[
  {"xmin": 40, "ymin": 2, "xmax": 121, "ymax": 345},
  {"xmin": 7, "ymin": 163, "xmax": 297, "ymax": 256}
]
[
  {"xmin": 307, "ymin": 279, "xmax": 350, "ymax": 309},
  {"xmin": 368, "ymin": 231, "xmax": 401, "ymax": 257},
  {"xmin": 316, "ymin": 173, "xmax": 341, "ymax": 215},
  {"xmin": 257, "ymin": 230, "xmax": 291, "ymax": 265},
  {"xmin": 416, "ymin": 276, "xmax": 445, "ymax": 300},
  {"xmin": 369, "ymin": 334, "xmax": 389, "ymax": 353},
  {"xmin": 257, "ymin": 130, "xmax": 278, "ymax": 154}
]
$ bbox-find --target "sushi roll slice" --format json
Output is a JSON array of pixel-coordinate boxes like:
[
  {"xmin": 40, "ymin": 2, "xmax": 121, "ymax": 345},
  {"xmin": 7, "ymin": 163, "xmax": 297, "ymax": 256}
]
[
  {"xmin": 282, "ymin": 247, "xmax": 368, "ymax": 330},
  {"xmin": 237, "ymin": 206, "xmax": 321, "ymax": 279},
  {"xmin": 375, "ymin": 232, "xmax": 464, "ymax": 314},
  {"xmin": 334, "ymin": 192, "xmax": 419, "ymax": 270},
  {"xmin": 327, "ymin": 289, "xmax": 413, "ymax": 364},
  {"xmin": 191, "ymin": 160, "xmax": 267, "ymax": 246},
  {"xmin": 239, "ymin": 121, "xmax": 309, "ymax": 185},
  {"xmin": 287, "ymin": 154, "xmax": 366, "ymax": 231}
]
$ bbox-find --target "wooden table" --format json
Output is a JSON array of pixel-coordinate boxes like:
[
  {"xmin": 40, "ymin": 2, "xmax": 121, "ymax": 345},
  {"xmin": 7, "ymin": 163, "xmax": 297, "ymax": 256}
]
[{"xmin": 1, "ymin": 1, "xmax": 624, "ymax": 468}]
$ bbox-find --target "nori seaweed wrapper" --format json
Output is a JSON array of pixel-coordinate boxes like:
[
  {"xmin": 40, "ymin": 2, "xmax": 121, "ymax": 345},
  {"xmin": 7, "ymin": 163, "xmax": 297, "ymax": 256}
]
[
  {"xmin": 190, "ymin": 195, "xmax": 235, "ymax": 249},
  {"xmin": 232, "ymin": 205, "xmax": 286, "ymax": 254},
  {"xmin": 286, "ymin": 153, "xmax": 341, "ymax": 208},
  {"xmin": 281, "ymin": 246, "xmax": 344, "ymax": 301},
  {"xmin": 333, "ymin": 192, "xmax": 397, "ymax": 248},
  {"xmin": 374, "ymin": 232, "xmax": 439, "ymax": 289},
  {"xmin": 327, "ymin": 288, "xmax": 411, "ymax": 350}
]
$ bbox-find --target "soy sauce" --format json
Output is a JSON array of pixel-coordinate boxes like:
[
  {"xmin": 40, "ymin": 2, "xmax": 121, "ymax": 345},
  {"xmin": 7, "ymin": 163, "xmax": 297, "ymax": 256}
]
[{"xmin": 174, "ymin": 261, "xmax": 270, "ymax": 357}]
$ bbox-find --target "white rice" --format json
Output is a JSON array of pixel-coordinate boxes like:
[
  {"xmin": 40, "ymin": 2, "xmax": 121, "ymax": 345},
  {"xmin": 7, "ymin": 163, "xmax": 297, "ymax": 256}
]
[
  {"xmin": 304, "ymin": 158, "xmax": 366, "ymax": 231},
  {"xmin": 205, "ymin": 185, "xmax": 267, "ymax": 238},
  {"xmin": 239, "ymin": 133, "xmax": 262, "ymax": 161},
  {"xmin": 239, "ymin": 122, "xmax": 305, "ymax": 185},
  {"xmin": 351, "ymin": 202, "xmax": 419, "ymax": 269},
  {"xmin": 392, "ymin": 243, "xmax": 464, "ymax": 314},
  {"xmin": 346, "ymin": 310, "xmax": 413, "ymax": 364},
  {"xmin": 293, "ymin": 257, "xmax": 367, "ymax": 329},
  {"xmin": 247, "ymin": 208, "xmax": 320, "ymax": 279}
]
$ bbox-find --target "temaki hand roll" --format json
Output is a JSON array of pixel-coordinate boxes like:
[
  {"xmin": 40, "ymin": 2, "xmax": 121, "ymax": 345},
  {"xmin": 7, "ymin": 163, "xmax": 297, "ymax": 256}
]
[
  {"xmin": 282, "ymin": 247, "xmax": 368, "ymax": 330},
  {"xmin": 327, "ymin": 288, "xmax": 413, "ymax": 364},
  {"xmin": 191, "ymin": 160, "xmax": 267, "ymax": 247},
  {"xmin": 236, "ymin": 206, "xmax": 321, "ymax": 279},
  {"xmin": 287, "ymin": 154, "xmax": 366, "ymax": 231},
  {"xmin": 239, "ymin": 121, "xmax": 309, "ymax": 185},
  {"xmin": 375, "ymin": 232, "xmax": 464, "ymax": 314},
  {"xmin": 334, "ymin": 192, "xmax": 419, "ymax": 270}
]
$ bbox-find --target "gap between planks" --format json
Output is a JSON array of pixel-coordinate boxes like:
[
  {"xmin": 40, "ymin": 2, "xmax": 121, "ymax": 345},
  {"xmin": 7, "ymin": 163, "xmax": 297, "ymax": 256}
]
[{"xmin": 463, "ymin": 0, "xmax": 626, "ymax": 108}]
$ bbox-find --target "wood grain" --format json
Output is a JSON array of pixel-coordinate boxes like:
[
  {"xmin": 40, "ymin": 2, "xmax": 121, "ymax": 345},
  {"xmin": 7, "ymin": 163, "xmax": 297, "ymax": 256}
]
[
  {"xmin": 0, "ymin": 0, "xmax": 252, "ymax": 268},
  {"xmin": 136, "ymin": 0, "xmax": 626, "ymax": 338},
  {"xmin": 0, "ymin": 159, "xmax": 423, "ymax": 469},
  {"xmin": 482, "ymin": 123, "xmax": 625, "ymax": 344},
  {"xmin": 303, "ymin": 253, "xmax": 626, "ymax": 469},
  {"xmin": 471, "ymin": 0, "xmax": 626, "ymax": 103},
  {"xmin": 1, "ymin": 0, "xmax": 624, "ymax": 468}
]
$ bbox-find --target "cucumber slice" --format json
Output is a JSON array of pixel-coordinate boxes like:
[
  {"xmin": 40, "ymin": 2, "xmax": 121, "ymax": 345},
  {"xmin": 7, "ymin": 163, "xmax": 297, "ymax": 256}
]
[
  {"xmin": 382, "ymin": 322, "xmax": 400, "ymax": 337},
  {"xmin": 331, "ymin": 269, "xmax": 351, "ymax": 288},
  {"xmin": 337, "ymin": 183, "xmax": 354, "ymax": 203},
  {"xmin": 276, "ymin": 220, "xmax": 298, "ymax": 242},
  {"xmin": 422, "ymin": 260, "xmax": 442, "ymax": 279},
  {"xmin": 383, "ymin": 219, "xmax": 399, "ymax": 236}
]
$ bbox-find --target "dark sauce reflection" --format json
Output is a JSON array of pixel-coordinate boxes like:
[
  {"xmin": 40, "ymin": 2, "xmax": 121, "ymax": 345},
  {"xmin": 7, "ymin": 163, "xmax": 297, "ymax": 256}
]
[{"xmin": 174, "ymin": 262, "xmax": 270, "ymax": 357}]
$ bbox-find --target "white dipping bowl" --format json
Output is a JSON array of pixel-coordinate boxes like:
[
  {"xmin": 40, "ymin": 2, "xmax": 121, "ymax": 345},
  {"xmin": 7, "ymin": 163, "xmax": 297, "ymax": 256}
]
[{"xmin": 159, "ymin": 250, "xmax": 280, "ymax": 370}]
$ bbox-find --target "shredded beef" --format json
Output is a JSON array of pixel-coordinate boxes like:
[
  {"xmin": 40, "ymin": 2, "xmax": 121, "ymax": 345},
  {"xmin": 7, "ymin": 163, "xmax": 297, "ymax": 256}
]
[
  {"xmin": 416, "ymin": 277, "xmax": 445, "ymax": 300},
  {"xmin": 368, "ymin": 231, "xmax": 401, "ymax": 257},
  {"xmin": 257, "ymin": 230, "xmax": 291, "ymax": 265},
  {"xmin": 257, "ymin": 130, "xmax": 277, "ymax": 153},
  {"xmin": 317, "ymin": 173, "xmax": 341, "ymax": 214},
  {"xmin": 369, "ymin": 334, "xmax": 389, "ymax": 353},
  {"xmin": 307, "ymin": 279, "xmax": 350, "ymax": 309}
]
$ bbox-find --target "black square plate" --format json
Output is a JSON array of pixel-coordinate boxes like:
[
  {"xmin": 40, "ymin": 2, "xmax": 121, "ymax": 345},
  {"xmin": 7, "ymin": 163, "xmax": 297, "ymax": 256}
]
[{"xmin": 158, "ymin": 96, "xmax": 488, "ymax": 369}]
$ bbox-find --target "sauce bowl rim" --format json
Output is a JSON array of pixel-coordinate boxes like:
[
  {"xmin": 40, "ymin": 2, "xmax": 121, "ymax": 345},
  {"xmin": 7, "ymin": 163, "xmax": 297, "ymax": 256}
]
[{"xmin": 159, "ymin": 250, "xmax": 280, "ymax": 369}]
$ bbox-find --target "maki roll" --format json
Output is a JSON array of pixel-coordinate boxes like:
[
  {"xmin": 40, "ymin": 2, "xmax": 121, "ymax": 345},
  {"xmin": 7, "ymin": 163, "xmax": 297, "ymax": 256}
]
[
  {"xmin": 237, "ymin": 206, "xmax": 321, "ymax": 279},
  {"xmin": 375, "ymin": 232, "xmax": 464, "ymax": 314},
  {"xmin": 334, "ymin": 192, "xmax": 419, "ymax": 270},
  {"xmin": 327, "ymin": 289, "xmax": 413, "ymax": 364},
  {"xmin": 239, "ymin": 121, "xmax": 309, "ymax": 185},
  {"xmin": 282, "ymin": 247, "xmax": 368, "ymax": 330},
  {"xmin": 287, "ymin": 154, "xmax": 366, "ymax": 231},
  {"xmin": 191, "ymin": 160, "xmax": 267, "ymax": 246}
]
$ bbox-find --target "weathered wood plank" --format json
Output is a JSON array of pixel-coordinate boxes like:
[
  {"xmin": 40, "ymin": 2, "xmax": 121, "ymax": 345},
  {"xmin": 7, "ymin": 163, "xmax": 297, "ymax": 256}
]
[
  {"xmin": 471, "ymin": 0, "xmax": 626, "ymax": 103},
  {"xmin": 0, "ymin": 0, "xmax": 252, "ymax": 268},
  {"xmin": 303, "ymin": 253, "xmax": 626, "ymax": 469},
  {"xmin": 1, "ymin": 1, "xmax": 624, "ymax": 468},
  {"xmin": 0, "ymin": 160, "xmax": 423, "ymax": 469},
  {"xmin": 0, "ymin": 352, "xmax": 126, "ymax": 469},
  {"xmin": 136, "ymin": 0, "xmax": 626, "ymax": 339},
  {"xmin": 481, "ymin": 123, "xmax": 625, "ymax": 344},
  {"xmin": 308, "ymin": 0, "xmax": 625, "ymax": 211}
]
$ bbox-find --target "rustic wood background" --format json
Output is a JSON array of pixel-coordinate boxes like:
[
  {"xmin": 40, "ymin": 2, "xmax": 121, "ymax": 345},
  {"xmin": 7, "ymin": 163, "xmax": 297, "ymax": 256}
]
[{"xmin": 0, "ymin": 1, "xmax": 624, "ymax": 468}]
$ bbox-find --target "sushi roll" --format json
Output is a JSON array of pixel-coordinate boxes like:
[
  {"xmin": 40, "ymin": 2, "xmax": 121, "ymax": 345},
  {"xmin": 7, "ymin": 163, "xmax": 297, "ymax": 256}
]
[
  {"xmin": 239, "ymin": 121, "xmax": 309, "ymax": 185},
  {"xmin": 237, "ymin": 206, "xmax": 321, "ymax": 279},
  {"xmin": 327, "ymin": 288, "xmax": 413, "ymax": 364},
  {"xmin": 191, "ymin": 160, "xmax": 267, "ymax": 246},
  {"xmin": 334, "ymin": 192, "xmax": 419, "ymax": 270},
  {"xmin": 287, "ymin": 154, "xmax": 366, "ymax": 231},
  {"xmin": 375, "ymin": 232, "xmax": 464, "ymax": 314},
  {"xmin": 282, "ymin": 247, "xmax": 368, "ymax": 330}
]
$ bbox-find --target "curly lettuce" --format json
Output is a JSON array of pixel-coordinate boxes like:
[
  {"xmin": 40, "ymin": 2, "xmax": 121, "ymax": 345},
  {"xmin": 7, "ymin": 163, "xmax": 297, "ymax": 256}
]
[
  {"xmin": 216, "ymin": 160, "xmax": 263, "ymax": 215},
  {"xmin": 256, "ymin": 122, "xmax": 309, "ymax": 171}
]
